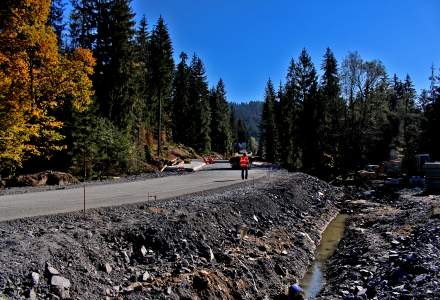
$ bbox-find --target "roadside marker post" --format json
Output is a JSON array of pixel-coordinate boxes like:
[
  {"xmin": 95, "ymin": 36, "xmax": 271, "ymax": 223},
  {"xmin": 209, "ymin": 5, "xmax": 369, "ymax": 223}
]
[{"xmin": 83, "ymin": 150, "xmax": 86, "ymax": 219}]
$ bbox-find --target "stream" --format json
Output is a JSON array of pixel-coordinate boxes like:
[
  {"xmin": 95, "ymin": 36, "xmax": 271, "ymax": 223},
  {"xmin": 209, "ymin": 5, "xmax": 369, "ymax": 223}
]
[{"xmin": 300, "ymin": 213, "xmax": 348, "ymax": 299}]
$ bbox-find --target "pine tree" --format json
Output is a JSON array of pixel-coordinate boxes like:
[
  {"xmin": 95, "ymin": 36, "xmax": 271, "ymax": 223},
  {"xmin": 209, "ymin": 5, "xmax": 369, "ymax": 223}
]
[
  {"xmin": 188, "ymin": 54, "xmax": 210, "ymax": 152},
  {"xmin": 260, "ymin": 79, "xmax": 277, "ymax": 162},
  {"xmin": 209, "ymin": 79, "xmax": 232, "ymax": 154},
  {"xmin": 172, "ymin": 52, "xmax": 191, "ymax": 144},
  {"xmin": 295, "ymin": 49, "xmax": 319, "ymax": 173},
  {"xmin": 149, "ymin": 16, "xmax": 175, "ymax": 149}
]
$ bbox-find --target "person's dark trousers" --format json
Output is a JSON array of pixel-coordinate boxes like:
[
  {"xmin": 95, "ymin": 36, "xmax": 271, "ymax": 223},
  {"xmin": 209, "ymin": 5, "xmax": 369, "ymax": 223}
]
[{"xmin": 241, "ymin": 167, "xmax": 248, "ymax": 180}]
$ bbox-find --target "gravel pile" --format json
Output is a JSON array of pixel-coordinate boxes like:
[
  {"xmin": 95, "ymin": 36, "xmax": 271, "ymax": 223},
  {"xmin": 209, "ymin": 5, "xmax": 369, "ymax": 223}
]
[{"xmin": 0, "ymin": 172, "xmax": 342, "ymax": 299}]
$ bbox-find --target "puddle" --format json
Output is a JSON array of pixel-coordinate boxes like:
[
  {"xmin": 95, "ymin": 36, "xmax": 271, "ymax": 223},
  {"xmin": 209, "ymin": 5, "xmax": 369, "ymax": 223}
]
[{"xmin": 300, "ymin": 213, "xmax": 348, "ymax": 299}]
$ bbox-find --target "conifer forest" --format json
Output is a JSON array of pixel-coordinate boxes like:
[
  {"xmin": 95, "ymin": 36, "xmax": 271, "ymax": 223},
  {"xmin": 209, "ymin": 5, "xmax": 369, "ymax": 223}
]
[{"xmin": 1, "ymin": 0, "xmax": 439, "ymax": 181}]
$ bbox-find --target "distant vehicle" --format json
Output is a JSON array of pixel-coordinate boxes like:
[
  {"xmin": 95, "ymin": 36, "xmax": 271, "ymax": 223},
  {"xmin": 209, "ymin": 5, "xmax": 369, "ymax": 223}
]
[{"xmin": 230, "ymin": 142, "xmax": 253, "ymax": 169}]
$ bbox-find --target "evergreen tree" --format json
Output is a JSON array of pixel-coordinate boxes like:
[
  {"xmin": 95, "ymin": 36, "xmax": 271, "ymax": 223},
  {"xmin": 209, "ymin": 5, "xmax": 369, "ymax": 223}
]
[
  {"xmin": 260, "ymin": 79, "xmax": 277, "ymax": 162},
  {"xmin": 229, "ymin": 105, "xmax": 238, "ymax": 142},
  {"xmin": 107, "ymin": 0, "xmax": 136, "ymax": 128},
  {"xmin": 69, "ymin": 0, "xmax": 97, "ymax": 49},
  {"xmin": 209, "ymin": 79, "xmax": 232, "ymax": 154},
  {"xmin": 47, "ymin": 0, "xmax": 66, "ymax": 48},
  {"xmin": 295, "ymin": 49, "xmax": 319, "ymax": 173},
  {"xmin": 237, "ymin": 119, "xmax": 248, "ymax": 144},
  {"xmin": 172, "ymin": 52, "xmax": 191, "ymax": 144},
  {"xmin": 133, "ymin": 15, "xmax": 150, "ymax": 129},
  {"xmin": 401, "ymin": 75, "xmax": 421, "ymax": 174},
  {"xmin": 421, "ymin": 70, "xmax": 440, "ymax": 160},
  {"xmin": 278, "ymin": 60, "xmax": 299, "ymax": 168},
  {"xmin": 188, "ymin": 54, "xmax": 210, "ymax": 152},
  {"xmin": 319, "ymin": 48, "xmax": 344, "ymax": 176},
  {"xmin": 149, "ymin": 16, "xmax": 175, "ymax": 148}
]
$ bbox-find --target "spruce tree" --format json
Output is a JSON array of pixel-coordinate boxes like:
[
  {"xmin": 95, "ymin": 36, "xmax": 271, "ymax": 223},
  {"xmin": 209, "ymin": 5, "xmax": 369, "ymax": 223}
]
[
  {"xmin": 149, "ymin": 16, "xmax": 175, "ymax": 148},
  {"xmin": 133, "ymin": 15, "xmax": 150, "ymax": 128},
  {"xmin": 295, "ymin": 49, "xmax": 318, "ymax": 173},
  {"xmin": 69, "ymin": 0, "xmax": 97, "ymax": 49},
  {"xmin": 209, "ymin": 79, "xmax": 232, "ymax": 155},
  {"xmin": 260, "ymin": 79, "xmax": 277, "ymax": 162},
  {"xmin": 229, "ymin": 105, "xmax": 238, "ymax": 143},
  {"xmin": 106, "ymin": 0, "xmax": 136, "ymax": 129},
  {"xmin": 319, "ymin": 48, "xmax": 344, "ymax": 177},
  {"xmin": 47, "ymin": 0, "xmax": 65, "ymax": 48},
  {"xmin": 188, "ymin": 54, "xmax": 210, "ymax": 152},
  {"xmin": 278, "ymin": 60, "xmax": 299, "ymax": 169},
  {"xmin": 237, "ymin": 119, "xmax": 248, "ymax": 145},
  {"xmin": 172, "ymin": 52, "xmax": 191, "ymax": 144}
]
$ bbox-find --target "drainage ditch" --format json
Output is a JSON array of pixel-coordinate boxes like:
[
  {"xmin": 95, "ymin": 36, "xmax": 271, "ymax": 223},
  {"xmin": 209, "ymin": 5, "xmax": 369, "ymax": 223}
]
[{"xmin": 300, "ymin": 213, "xmax": 348, "ymax": 299}]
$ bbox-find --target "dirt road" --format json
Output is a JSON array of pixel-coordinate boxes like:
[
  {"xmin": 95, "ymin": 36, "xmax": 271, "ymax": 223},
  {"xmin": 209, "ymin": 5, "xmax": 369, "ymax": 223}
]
[{"xmin": 0, "ymin": 163, "xmax": 270, "ymax": 222}]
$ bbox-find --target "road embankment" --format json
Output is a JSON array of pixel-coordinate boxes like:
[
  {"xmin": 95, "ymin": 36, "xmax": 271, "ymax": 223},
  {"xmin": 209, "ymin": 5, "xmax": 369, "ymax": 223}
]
[{"xmin": 0, "ymin": 172, "xmax": 343, "ymax": 299}]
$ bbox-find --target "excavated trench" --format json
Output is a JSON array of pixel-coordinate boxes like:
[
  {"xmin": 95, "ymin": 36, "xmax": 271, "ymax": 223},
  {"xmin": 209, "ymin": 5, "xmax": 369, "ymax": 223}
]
[{"xmin": 300, "ymin": 213, "xmax": 348, "ymax": 299}]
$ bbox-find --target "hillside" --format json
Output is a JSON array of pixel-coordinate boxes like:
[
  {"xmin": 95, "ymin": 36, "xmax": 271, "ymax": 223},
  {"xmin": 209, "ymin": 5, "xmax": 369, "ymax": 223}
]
[{"xmin": 230, "ymin": 101, "xmax": 263, "ymax": 138}]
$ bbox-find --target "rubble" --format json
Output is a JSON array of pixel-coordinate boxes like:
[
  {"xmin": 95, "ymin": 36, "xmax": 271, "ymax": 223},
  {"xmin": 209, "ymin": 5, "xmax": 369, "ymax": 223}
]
[
  {"xmin": 0, "ymin": 172, "xmax": 342, "ymax": 299},
  {"xmin": 318, "ymin": 188, "xmax": 440, "ymax": 299}
]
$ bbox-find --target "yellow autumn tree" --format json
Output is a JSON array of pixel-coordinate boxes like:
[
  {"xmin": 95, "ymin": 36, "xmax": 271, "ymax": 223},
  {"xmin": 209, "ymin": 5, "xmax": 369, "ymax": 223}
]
[{"xmin": 0, "ymin": 0, "xmax": 95, "ymax": 172}]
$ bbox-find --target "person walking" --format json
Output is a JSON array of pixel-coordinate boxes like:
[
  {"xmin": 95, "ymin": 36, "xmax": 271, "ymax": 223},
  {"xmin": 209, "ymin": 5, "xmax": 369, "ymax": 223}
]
[{"xmin": 240, "ymin": 152, "xmax": 250, "ymax": 180}]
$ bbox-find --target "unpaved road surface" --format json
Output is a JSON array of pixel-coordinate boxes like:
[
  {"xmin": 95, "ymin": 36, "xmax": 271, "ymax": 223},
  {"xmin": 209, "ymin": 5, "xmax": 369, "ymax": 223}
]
[{"xmin": 0, "ymin": 163, "xmax": 269, "ymax": 222}]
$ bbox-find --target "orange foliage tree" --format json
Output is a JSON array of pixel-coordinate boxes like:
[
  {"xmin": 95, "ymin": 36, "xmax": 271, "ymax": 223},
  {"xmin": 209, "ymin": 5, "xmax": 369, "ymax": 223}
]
[{"xmin": 0, "ymin": 0, "xmax": 95, "ymax": 172}]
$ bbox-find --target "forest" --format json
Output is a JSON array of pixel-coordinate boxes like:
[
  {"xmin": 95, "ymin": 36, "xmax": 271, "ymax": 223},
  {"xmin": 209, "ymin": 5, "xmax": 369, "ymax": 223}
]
[
  {"xmin": 259, "ymin": 49, "xmax": 440, "ymax": 179},
  {"xmin": 0, "ymin": 0, "xmax": 241, "ymax": 178},
  {"xmin": 1, "ymin": 0, "xmax": 439, "ymax": 181}
]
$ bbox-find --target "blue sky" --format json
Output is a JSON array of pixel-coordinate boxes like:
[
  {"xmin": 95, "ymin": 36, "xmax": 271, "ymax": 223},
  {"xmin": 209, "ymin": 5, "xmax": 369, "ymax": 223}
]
[{"xmin": 133, "ymin": 1, "xmax": 439, "ymax": 101}]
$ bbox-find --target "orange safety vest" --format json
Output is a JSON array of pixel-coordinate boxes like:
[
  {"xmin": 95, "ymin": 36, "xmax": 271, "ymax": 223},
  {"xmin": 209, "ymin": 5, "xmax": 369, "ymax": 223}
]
[{"xmin": 240, "ymin": 156, "xmax": 249, "ymax": 168}]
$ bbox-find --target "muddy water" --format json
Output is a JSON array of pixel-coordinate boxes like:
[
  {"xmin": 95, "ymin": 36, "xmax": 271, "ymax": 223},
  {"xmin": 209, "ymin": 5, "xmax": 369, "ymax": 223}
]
[{"xmin": 300, "ymin": 214, "xmax": 348, "ymax": 299}]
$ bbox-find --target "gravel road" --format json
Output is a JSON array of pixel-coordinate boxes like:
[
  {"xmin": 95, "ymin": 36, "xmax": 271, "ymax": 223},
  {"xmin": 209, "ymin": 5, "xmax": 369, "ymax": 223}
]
[{"xmin": 0, "ymin": 163, "xmax": 270, "ymax": 222}]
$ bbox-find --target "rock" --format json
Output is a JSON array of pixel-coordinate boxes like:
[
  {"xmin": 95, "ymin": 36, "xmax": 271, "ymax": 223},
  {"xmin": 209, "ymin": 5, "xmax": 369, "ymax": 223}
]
[
  {"xmin": 122, "ymin": 251, "xmax": 130, "ymax": 263},
  {"xmin": 126, "ymin": 282, "xmax": 143, "ymax": 292},
  {"xmin": 46, "ymin": 264, "xmax": 60, "ymax": 276},
  {"xmin": 142, "ymin": 271, "xmax": 150, "ymax": 282},
  {"xmin": 50, "ymin": 276, "xmax": 71, "ymax": 289},
  {"xmin": 140, "ymin": 245, "xmax": 147, "ymax": 257},
  {"xmin": 104, "ymin": 263, "xmax": 112, "ymax": 274},
  {"xmin": 31, "ymin": 272, "xmax": 40, "ymax": 286},
  {"xmin": 166, "ymin": 286, "xmax": 172, "ymax": 295},
  {"xmin": 209, "ymin": 247, "xmax": 215, "ymax": 261}
]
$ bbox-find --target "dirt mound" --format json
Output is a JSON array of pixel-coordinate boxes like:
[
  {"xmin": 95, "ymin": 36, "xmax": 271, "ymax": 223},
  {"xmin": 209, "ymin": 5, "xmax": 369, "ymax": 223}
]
[
  {"xmin": 0, "ymin": 172, "xmax": 343, "ymax": 299},
  {"xmin": 9, "ymin": 171, "xmax": 79, "ymax": 187}
]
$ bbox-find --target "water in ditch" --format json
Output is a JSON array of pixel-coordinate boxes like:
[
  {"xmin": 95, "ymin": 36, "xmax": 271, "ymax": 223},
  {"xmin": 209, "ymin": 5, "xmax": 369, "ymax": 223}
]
[{"xmin": 300, "ymin": 213, "xmax": 348, "ymax": 299}]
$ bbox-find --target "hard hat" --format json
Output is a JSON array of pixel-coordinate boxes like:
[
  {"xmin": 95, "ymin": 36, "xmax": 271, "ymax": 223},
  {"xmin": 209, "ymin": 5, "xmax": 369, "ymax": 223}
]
[{"xmin": 289, "ymin": 283, "xmax": 302, "ymax": 293}]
